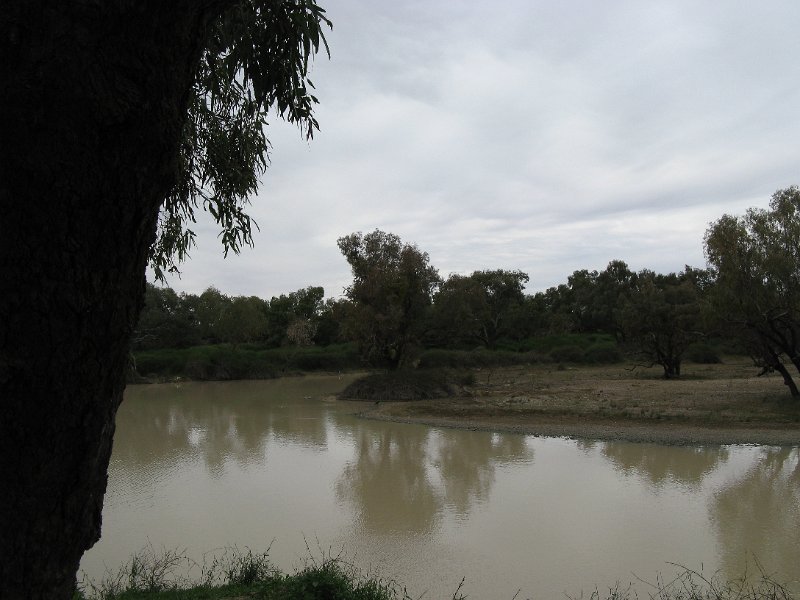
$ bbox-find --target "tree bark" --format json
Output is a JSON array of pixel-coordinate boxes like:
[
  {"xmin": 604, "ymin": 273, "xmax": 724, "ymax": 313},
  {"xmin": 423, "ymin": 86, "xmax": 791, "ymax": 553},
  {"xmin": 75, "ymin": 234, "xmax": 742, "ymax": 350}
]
[{"xmin": 0, "ymin": 3, "xmax": 222, "ymax": 598}]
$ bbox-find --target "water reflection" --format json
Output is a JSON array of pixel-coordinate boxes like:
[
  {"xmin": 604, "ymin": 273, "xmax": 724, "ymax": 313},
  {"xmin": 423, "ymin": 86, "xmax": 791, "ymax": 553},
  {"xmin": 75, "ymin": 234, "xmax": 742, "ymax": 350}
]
[
  {"xmin": 336, "ymin": 424, "xmax": 534, "ymax": 534},
  {"xmin": 84, "ymin": 378, "xmax": 800, "ymax": 598},
  {"xmin": 336, "ymin": 423, "xmax": 442, "ymax": 533},
  {"xmin": 432, "ymin": 431, "xmax": 532, "ymax": 515},
  {"xmin": 601, "ymin": 443, "xmax": 729, "ymax": 487},
  {"xmin": 111, "ymin": 378, "xmax": 358, "ymax": 488},
  {"xmin": 712, "ymin": 447, "xmax": 800, "ymax": 581}
]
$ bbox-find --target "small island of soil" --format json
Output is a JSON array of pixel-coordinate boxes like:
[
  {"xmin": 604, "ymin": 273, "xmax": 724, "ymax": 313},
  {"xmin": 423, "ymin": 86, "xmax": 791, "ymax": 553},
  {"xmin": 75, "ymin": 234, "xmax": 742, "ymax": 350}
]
[{"xmin": 349, "ymin": 359, "xmax": 800, "ymax": 446}]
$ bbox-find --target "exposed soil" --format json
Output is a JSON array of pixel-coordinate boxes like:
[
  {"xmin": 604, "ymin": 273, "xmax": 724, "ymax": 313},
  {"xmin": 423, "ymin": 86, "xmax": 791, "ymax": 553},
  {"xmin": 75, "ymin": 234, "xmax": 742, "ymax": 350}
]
[{"xmin": 354, "ymin": 358, "xmax": 800, "ymax": 446}]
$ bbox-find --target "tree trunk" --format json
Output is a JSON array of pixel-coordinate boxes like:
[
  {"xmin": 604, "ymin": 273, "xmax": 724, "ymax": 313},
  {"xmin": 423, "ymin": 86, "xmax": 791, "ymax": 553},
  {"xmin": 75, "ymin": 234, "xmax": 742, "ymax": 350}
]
[
  {"xmin": 760, "ymin": 349, "xmax": 800, "ymax": 398},
  {"xmin": 773, "ymin": 361, "xmax": 800, "ymax": 397},
  {"xmin": 0, "ymin": 3, "xmax": 222, "ymax": 598}
]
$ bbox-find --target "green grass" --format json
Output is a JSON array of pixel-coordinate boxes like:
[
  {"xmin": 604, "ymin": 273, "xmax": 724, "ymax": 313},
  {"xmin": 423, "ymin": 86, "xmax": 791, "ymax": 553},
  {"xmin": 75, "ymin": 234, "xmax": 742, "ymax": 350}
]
[
  {"xmin": 76, "ymin": 547, "xmax": 414, "ymax": 600},
  {"xmin": 76, "ymin": 548, "xmax": 796, "ymax": 600}
]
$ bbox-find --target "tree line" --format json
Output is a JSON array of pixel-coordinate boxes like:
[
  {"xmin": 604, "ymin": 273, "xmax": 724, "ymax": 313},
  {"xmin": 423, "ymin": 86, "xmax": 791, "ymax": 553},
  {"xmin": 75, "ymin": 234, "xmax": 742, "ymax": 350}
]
[{"xmin": 137, "ymin": 187, "xmax": 800, "ymax": 396}]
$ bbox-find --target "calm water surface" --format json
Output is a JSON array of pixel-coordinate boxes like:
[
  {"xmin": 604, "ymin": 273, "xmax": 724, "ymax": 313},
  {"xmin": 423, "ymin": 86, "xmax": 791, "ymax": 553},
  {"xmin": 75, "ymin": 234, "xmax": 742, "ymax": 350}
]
[{"xmin": 81, "ymin": 375, "xmax": 800, "ymax": 598}]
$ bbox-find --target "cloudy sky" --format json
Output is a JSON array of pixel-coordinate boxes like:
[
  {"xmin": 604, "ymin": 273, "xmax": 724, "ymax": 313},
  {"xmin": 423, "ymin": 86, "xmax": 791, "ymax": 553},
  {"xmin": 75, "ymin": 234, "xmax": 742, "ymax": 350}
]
[{"xmin": 161, "ymin": 0, "xmax": 800, "ymax": 300}]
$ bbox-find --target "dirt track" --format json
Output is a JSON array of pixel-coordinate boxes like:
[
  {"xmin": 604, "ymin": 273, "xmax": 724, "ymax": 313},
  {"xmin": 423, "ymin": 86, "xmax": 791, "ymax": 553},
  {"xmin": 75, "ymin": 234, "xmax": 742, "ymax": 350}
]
[{"xmin": 356, "ymin": 359, "xmax": 800, "ymax": 446}]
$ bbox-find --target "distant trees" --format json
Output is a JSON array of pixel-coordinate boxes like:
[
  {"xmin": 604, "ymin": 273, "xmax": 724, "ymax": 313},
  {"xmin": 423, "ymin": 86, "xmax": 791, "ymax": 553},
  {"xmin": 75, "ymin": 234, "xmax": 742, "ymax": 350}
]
[
  {"xmin": 217, "ymin": 296, "xmax": 269, "ymax": 347},
  {"xmin": 338, "ymin": 230, "xmax": 440, "ymax": 369},
  {"xmin": 133, "ymin": 284, "xmax": 328, "ymax": 351},
  {"xmin": 135, "ymin": 284, "xmax": 201, "ymax": 350},
  {"xmin": 619, "ymin": 270, "xmax": 704, "ymax": 378},
  {"xmin": 131, "ymin": 187, "xmax": 800, "ymax": 394},
  {"xmin": 433, "ymin": 270, "xmax": 529, "ymax": 348},
  {"xmin": 264, "ymin": 286, "xmax": 325, "ymax": 347},
  {"xmin": 705, "ymin": 186, "xmax": 800, "ymax": 396},
  {"xmin": 532, "ymin": 260, "xmax": 637, "ymax": 338}
]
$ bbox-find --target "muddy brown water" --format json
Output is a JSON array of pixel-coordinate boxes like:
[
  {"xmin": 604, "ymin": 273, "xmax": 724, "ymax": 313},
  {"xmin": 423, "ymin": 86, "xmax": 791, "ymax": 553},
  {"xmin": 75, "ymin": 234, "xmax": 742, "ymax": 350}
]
[{"xmin": 80, "ymin": 375, "xmax": 800, "ymax": 598}]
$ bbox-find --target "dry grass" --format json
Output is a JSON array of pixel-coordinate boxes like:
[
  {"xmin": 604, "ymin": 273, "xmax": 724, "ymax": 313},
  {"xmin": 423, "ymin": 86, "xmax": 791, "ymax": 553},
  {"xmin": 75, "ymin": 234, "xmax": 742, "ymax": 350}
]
[{"xmin": 364, "ymin": 358, "xmax": 800, "ymax": 445}]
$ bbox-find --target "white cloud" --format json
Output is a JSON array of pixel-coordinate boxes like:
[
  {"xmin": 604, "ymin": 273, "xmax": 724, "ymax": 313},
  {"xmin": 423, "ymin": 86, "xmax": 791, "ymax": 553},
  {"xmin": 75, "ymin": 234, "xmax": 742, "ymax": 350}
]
[{"xmin": 160, "ymin": 0, "xmax": 800, "ymax": 299}]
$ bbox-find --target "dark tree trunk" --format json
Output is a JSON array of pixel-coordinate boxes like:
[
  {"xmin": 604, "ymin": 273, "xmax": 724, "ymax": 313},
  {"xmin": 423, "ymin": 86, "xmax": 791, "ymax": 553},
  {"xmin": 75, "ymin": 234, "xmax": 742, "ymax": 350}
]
[
  {"xmin": 0, "ymin": 3, "xmax": 223, "ymax": 598},
  {"xmin": 774, "ymin": 361, "xmax": 800, "ymax": 397},
  {"xmin": 757, "ymin": 348, "xmax": 800, "ymax": 398}
]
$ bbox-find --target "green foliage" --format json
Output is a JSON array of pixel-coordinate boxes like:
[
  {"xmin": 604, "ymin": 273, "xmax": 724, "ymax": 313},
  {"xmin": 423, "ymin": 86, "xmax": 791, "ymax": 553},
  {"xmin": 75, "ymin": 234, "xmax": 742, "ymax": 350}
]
[
  {"xmin": 77, "ymin": 547, "xmax": 411, "ymax": 600},
  {"xmin": 583, "ymin": 341, "xmax": 623, "ymax": 364},
  {"xmin": 151, "ymin": 0, "xmax": 332, "ymax": 279},
  {"xmin": 619, "ymin": 270, "xmax": 703, "ymax": 378},
  {"xmin": 217, "ymin": 295, "xmax": 269, "ymax": 346},
  {"xmin": 705, "ymin": 186, "xmax": 800, "ymax": 396},
  {"xmin": 134, "ymin": 284, "xmax": 202, "ymax": 350},
  {"xmin": 76, "ymin": 547, "xmax": 797, "ymax": 600},
  {"xmin": 338, "ymin": 230, "xmax": 440, "ymax": 369},
  {"xmin": 506, "ymin": 334, "xmax": 623, "ymax": 364},
  {"xmin": 77, "ymin": 546, "xmax": 192, "ymax": 599},
  {"xmin": 132, "ymin": 343, "xmax": 360, "ymax": 381},
  {"xmin": 534, "ymin": 260, "xmax": 638, "ymax": 338},
  {"xmin": 133, "ymin": 284, "xmax": 335, "ymax": 351},
  {"xmin": 432, "ymin": 269, "xmax": 529, "ymax": 349},
  {"xmin": 217, "ymin": 549, "xmax": 275, "ymax": 587},
  {"xmin": 266, "ymin": 286, "xmax": 326, "ymax": 347}
]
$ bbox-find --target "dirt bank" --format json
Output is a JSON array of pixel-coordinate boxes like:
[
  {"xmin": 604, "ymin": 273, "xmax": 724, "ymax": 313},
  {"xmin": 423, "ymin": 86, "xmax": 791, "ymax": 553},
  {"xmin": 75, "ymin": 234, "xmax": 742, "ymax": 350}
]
[{"xmin": 353, "ymin": 359, "xmax": 800, "ymax": 446}]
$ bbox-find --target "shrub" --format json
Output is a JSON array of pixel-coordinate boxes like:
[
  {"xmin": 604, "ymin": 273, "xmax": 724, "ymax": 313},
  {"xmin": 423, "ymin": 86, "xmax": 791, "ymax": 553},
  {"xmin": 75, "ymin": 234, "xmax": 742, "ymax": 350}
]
[
  {"xmin": 684, "ymin": 342, "xmax": 722, "ymax": 364},
  {"xmin": 340, "ymin": 368, "xmax": 472, "ymax": 401},
  {"xmin": 548, "ymin": 345, "xmax": 585, "ymax": 363},
  {"xmin": 584, "ymin": 342, "xmax": 623, "ymax": 364},
  {"xmin": 418, "ymin": 349, "xmax": 533, "ymax": 369}
]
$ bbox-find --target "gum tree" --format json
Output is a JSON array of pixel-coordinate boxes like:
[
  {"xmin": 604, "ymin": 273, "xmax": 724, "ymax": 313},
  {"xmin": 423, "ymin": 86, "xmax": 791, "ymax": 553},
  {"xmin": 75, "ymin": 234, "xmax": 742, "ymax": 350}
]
[
  {"xmin": 433, "ymin": 269, "xmax": 529, "ymax": 349},
  {"xmin": 0, "ymin": 2, "xmax": 330, "ymax": 597},
  {"xmin": 619, "ymin": 270, "xmax": 702, "ymax": 379},
  {"xmin": 704, "ymin": 186, "xmax": 800, "ymax": 396},
  {"xmin": 338, "ymin": 230, "xmax": 441, "ymax": 369}
]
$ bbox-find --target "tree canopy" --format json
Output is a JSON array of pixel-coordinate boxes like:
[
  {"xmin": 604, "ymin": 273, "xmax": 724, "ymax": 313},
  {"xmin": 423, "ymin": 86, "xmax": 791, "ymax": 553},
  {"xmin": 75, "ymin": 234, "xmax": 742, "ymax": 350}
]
[
  {"xmin": 705, "ymin": 186, "xmax": 800, "ymax": 395},
  {"xmin": 338, "ymin": 230, "xmax": 440, "ymax": 369},
  {"xmin": 619, "ymin": 269, "xmax": 704, "ymax": 378},
  {"xmin": 151, "ymin": 0, "xmax": 331, "ymax": 279},
  {"xmin": 433, "ymin": 270, "xmax": 529, "ymax": 349}
]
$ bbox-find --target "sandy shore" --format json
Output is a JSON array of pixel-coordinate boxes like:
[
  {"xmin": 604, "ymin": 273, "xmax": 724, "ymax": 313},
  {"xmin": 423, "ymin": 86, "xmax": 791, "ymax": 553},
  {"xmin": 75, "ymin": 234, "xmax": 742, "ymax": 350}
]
[
  {"xmin": 358, "ymin": 409, "xmax": 800, "ymax": 446},
  {"xmin": 350, "ymin": 361, "xmax": 800, "ymax": 446}
]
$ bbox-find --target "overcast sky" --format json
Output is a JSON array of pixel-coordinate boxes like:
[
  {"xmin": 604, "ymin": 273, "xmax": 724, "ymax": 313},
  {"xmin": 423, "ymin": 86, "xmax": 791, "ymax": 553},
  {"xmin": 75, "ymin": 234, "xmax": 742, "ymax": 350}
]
[{"xmin": 160, "ymin": 0, "xmax": 800, "ymax": 300}]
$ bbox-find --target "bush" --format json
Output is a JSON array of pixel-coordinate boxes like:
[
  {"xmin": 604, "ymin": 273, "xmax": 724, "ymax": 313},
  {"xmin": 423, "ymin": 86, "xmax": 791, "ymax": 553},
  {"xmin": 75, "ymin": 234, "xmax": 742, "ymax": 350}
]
[
  {"xmin": 584, "ymin": 342, "xmax": 623, "ymax": 364},
  {"xmin": 340, "ymin": 368, "xmax": 472, "ymax": 401},
  {"xmin": 132, "ymin": 343, "xmax": 362, "ymax": 381},
  {"xmin": 548, "ymin": 345, "xmax": 585, "ymax": 363},
  {"xmin": 418, "ymin": 348, "xmax": 534, "ymax": 369},
  {"xmin": 685, "ymin": 343, "xmax": 722, "ymax": 364}
]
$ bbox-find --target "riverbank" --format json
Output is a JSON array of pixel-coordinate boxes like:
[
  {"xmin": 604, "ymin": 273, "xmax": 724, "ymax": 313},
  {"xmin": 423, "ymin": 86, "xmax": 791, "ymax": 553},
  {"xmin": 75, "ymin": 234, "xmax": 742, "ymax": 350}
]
[
  {"xmin": 354, "ymin": 359, "xmax": 800, "ymax": 446},
  {"xmin": 77, "ymin": 548, "xmax": 796, "ymax": 600}
]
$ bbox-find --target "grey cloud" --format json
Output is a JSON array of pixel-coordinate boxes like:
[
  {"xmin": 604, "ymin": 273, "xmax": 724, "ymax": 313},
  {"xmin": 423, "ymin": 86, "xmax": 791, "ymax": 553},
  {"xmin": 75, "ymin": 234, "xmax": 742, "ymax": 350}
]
[{"xmin": 160, "ymin": 0, "xmax": 800, "ymax": 299}]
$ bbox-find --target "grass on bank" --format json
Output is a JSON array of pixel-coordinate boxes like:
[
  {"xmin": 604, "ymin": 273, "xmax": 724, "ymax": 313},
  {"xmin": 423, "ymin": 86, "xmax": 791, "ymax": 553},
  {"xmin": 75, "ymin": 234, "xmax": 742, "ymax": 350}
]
[
  {"xmin": 76, "ymin": 547, "xmax": 796, "ymax": 600},
  {"xmin": 76, "ymin": 546, "xmax": 413, "ymax": 600}
]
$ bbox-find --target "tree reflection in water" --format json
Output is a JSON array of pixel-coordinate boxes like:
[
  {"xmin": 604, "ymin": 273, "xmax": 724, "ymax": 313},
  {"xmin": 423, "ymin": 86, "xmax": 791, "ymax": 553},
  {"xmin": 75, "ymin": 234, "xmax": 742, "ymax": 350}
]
[
  {"xmin": 711, "ymin": 447, "xmax": 800, "ymax": 583},
  {"xmin": 113, "ymin": 378, "xmax": 354, "ymax": 482},
  {"xmin": 600, "ymin": 442, "xmax": 729, "ymax": 488},
  {"xmin": 336, "ymin": 422, "xmax": 533, "ymax": 534}
]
